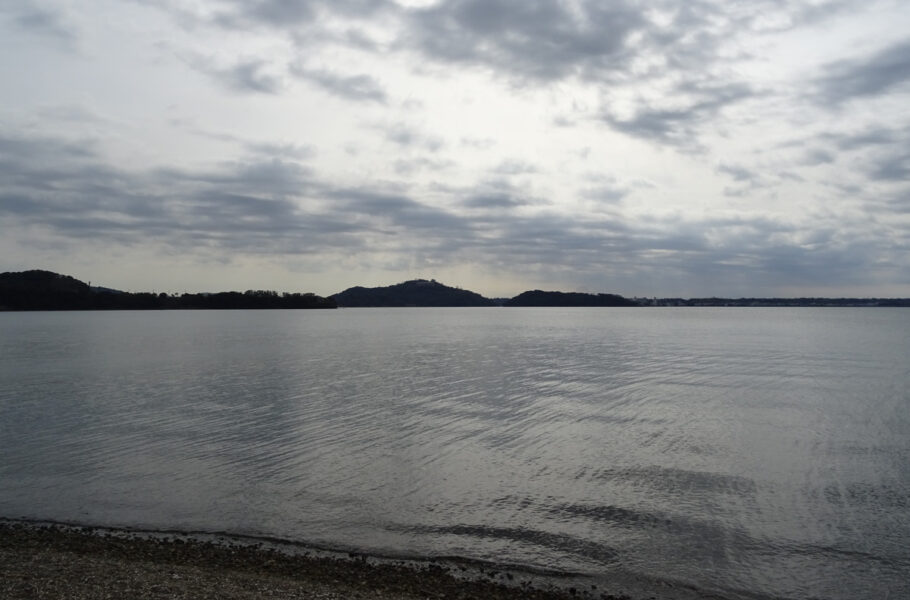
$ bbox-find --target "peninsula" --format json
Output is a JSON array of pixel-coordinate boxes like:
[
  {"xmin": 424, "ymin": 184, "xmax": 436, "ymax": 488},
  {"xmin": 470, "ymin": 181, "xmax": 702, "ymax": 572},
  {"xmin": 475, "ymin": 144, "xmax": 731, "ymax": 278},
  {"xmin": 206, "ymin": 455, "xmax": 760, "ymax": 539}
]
[{"xmin": 0, "ymin": 270, "xmax": 336, "ymax": 310}]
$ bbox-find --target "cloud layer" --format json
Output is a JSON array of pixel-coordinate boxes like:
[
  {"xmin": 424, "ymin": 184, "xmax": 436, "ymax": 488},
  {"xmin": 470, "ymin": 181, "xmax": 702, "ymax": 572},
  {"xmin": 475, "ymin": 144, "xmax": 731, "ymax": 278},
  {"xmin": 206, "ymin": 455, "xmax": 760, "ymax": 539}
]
[{"xmin": 1, "ymin": 0, "xmax": 909, "ymax": 296}]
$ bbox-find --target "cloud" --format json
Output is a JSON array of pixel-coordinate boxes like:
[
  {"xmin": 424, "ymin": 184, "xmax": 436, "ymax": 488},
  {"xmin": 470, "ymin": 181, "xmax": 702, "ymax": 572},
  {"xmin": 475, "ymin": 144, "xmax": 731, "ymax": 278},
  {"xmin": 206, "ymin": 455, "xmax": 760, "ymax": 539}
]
[
  {"xmin": 327, "ymin": 187, "xmax": 468, "ymax": 234},
  {"xmin": 492, "ymin": 159, "xmax": 538, "ymax": 175},
  {"xmin": 716, "ymin": 163, "xmax": 756, "ymax": 183},
  {"xmin": 817, "ymin": 39, "xmax": 910, "ymax": 105},
  {"xmin": 402, "ymin": 0, "xmax": 645, "ymax": 82},
  {"xmin": 6, "ymin": 2, "xmax": 78, "ymax": 47},
  {"xmin": 810, "ymin": 126, "xmax": 910, "ymax": 185},
  {"xmin": 220, "ymin": 59, "xmax": 285, "ymax": 93},
  {"xmin": 0, "ymin": 129, "xmax": 477, "ymax": 261},
  {"xmin": 831, "ymin": 127, "xmax": 898, "ymax": 151},
  {"xmin": 462, "ymin": 193, "xmax": 526, "ymax": 209},
  {"xmin": 244, "ymin": 141, "xmax": 317, "ymax": 160},
  {"xmin": 601, "ymin": 81, "xmax": 756, "ymax": 147},
  {"xmin": 393, "ymin": 157, "xmax": 453, "ymax": 175},
  {"xmin": 868, "ymin": 152, "xmax": 910, "ymax": 182},
  {"xmin": 462, "ymin": 186, "xmax": 532, "ymax": 210},
  {"xmin": 801, "ymin": 148, "xmax": 836, "ymax": 166},
  {"xmin": 0, "ymin": 131, "xmax": 628, "ymax": 272},
  {"xmin": 218, "ymin": 0, "xmax": 318, "ymax": 27},
  {"xmin": 207, "ymin": 0, "xmax": 392, "ymax": 31},
  {"xmin": 149, "ymin": 0, "xmax": 861, "ymax": 98},
  {"xmin": 185, "ymin": 55, "xmax": 285, "ymax": 94},
  {"xmin": 579, "ymin": 186, "xmax": 628, "ymax": 205},
  {"xmin": 291, "ymin": 67, "xmax": 387, "ymax": 103},
  {"xmin": 0, "ymin": 132, "xmax": 335, "ymax": 251},
  {"xmin": 378, "ymin": 122, "xmax": 444, "ymax": 151}
]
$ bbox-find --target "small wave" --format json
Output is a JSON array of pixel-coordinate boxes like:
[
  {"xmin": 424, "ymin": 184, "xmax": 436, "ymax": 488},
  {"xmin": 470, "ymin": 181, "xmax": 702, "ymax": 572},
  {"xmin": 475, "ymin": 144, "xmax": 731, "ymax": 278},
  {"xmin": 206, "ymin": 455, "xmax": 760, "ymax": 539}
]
[
  {"xmin": 821, "ymin": 481, "xmax": 910, "ymax": 509},
  {"xmin": 398, "ymin": 523, "xmax": 620, "ymax": 564},
  {"xmin": 589, "ymin": 465, "xmax": 758, "ymax": 496},
  {"xmin": 548, "ymin": 502, "xmax": 670, "ymax": 530}
]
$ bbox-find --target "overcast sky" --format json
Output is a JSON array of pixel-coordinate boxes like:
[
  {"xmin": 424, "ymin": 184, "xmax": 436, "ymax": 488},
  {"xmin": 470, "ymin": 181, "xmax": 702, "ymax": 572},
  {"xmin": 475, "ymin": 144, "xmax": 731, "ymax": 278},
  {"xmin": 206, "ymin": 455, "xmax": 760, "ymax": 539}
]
[{"xmin": 2, "ymin": 0, "xmax": 909, "ymax": 297}]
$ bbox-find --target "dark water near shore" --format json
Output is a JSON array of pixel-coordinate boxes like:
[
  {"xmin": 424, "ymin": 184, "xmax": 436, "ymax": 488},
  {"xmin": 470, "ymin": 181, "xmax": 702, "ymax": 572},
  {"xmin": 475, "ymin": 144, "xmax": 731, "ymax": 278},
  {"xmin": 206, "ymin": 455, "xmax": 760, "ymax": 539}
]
[{"xmin": 1, "ymin": 308, "xmax": 908, "ymax": 599}]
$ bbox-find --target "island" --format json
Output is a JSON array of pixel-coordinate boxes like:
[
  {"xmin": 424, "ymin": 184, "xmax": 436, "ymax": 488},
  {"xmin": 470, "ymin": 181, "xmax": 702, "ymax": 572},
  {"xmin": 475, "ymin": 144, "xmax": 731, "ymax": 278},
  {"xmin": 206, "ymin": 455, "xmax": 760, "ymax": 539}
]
[
  {"xmin": 332, "ymin": 279, "xmax": 496, "ymax": 307},
  {"xmin": 505, "ymin": 290, "xmax": 638, "ymax": 307}
]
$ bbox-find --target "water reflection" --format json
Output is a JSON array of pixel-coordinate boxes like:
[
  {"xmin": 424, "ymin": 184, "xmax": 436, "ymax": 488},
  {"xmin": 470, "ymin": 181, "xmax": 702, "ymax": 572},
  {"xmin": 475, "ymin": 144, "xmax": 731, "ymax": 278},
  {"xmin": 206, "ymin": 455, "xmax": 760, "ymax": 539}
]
[{"xmin": 1, "ymin": 308, "xmax": 909, "ymax": 600}]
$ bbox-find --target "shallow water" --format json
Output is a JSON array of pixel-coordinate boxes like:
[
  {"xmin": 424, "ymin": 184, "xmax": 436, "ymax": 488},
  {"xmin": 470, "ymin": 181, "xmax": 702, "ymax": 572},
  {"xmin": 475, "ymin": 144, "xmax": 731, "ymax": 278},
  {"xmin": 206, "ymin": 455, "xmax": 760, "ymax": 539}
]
[{"xmin": 1, "ymin": 308, "xmax": 908, "ymax": 599}]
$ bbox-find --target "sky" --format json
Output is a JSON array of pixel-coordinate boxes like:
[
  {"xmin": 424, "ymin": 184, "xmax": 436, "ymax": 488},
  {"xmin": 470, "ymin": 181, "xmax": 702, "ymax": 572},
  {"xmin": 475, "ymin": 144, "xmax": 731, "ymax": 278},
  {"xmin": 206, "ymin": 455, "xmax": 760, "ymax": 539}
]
[{"xmin": 1, "ymin": 0, "xmax": 909, "ymax": 298}]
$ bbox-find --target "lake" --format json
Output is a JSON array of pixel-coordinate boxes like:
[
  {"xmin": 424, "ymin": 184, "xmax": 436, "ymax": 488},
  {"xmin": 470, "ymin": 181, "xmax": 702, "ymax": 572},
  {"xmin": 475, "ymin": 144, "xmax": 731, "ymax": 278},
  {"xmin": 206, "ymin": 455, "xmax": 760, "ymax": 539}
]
[{"xmin": 1, "ymin": 308, "xmax": 908, "ymax": 599}]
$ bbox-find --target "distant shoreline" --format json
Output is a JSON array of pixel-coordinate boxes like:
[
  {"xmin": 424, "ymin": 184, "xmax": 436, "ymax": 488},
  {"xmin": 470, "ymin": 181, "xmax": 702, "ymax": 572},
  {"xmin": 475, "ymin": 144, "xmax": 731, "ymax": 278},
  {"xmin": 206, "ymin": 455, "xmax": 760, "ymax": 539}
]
[
  {"xmin": 3, "ymin": 302, "xmax": 910, "ymax": 312},
  {"xmin": 3, "ymin": 269, "xmax": 909, "ymax": 310}
]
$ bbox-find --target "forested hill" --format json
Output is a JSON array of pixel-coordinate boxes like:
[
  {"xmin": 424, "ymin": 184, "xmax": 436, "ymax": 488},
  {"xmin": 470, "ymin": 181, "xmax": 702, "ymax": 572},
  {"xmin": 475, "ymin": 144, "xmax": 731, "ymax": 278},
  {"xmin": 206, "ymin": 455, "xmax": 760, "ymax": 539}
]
[
  {"xmin": 0, "ymin": 270, "xmax": 336, "ymax": 310},
  {"xmin": 332, "ymin": 279, "xmax": 496, "ymax": 307},
  {"xmin": 505, "ymin": 290, "xmax": 639, "ymax": 307},
  {"xmin": 0, "ymin": 270, "xmax": 92, "ymax": 310}
]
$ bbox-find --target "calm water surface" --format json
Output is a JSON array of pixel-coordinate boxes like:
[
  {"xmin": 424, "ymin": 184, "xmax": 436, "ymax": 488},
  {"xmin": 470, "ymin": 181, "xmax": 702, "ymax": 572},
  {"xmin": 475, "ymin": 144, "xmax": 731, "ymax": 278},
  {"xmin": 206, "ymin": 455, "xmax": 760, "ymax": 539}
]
[{"xmin": 1, "ymin": 308, "xmax": 908, "ymax": 599}]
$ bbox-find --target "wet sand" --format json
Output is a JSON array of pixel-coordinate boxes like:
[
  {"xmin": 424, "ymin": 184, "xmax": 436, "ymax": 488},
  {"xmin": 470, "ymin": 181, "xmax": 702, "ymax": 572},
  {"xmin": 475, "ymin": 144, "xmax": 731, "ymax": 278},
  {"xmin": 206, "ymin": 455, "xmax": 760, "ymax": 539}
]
[{"xmin": 0, "ymin": 521, "xmax": 634, "ymax": 600}]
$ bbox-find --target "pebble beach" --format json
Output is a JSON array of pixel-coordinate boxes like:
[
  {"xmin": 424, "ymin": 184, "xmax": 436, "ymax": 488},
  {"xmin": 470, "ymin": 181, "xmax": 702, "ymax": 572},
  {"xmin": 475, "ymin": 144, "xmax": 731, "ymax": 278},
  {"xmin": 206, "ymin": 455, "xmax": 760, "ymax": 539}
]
[{"xmin": 0, "ymin": 521, "xmax": 632, "ymax": 600}]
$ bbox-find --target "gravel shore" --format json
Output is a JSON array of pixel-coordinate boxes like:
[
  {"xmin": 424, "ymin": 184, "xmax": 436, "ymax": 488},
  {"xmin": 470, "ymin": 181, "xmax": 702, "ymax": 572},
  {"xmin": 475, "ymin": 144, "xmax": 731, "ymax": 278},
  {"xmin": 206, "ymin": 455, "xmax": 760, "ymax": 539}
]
[{"xmin": 0, "ymin": 521, "xmax": 627, "ymax": 600}]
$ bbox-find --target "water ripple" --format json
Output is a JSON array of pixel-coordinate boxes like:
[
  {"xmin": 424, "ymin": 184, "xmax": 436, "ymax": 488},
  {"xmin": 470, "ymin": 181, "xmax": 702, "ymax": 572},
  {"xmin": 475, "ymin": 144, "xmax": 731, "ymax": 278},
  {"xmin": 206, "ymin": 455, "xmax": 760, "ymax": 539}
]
[{"xmin": 2, "ymin": 308, "xmax": 909, "ymax": 600}]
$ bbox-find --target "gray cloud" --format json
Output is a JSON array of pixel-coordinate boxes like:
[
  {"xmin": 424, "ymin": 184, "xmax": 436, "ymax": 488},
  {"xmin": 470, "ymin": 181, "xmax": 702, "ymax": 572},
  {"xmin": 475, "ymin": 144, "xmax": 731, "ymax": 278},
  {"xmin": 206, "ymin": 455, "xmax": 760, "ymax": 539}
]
[
  {"xmin": 801, "ymin": 148, "xmax": 836, "ymax": 166},
  {"xmin": 716, "ymin": 163, "xmax": 756, "ymax": 183},
  {"xmin": 292, "ymin": 67, "xmax": 387, "ymax": 103},
  {"xmin": 577, "ymin": 174, "xmax": 629, "ymax": 205},
  {"xmin": 326, "ymin": 188, "xmax": 468, "ymax": 235},
  {"xmin": 463, "ymin": 193, "xmax": 526, "ymax": 210},
  {"xmin": 817, "ymin": 39, "xmax": 910, "ymax": 105},
  {"xmin": 379, "ymin": 122, "xmax": 444, "ymax": 152},
  {"xmin": 148, "ymin": 0, "xmax": 853, "ymax": 164},
  {"xmin": 6, "ymin": 2, "xmax": 77, "ymax": 47},
  {"xmin": 869, "ymin": 152, "xmax": 910, "ymax": 182},
  {"xmin": 437, "ymin": 178, "xmax": 540, "ymax": 211},
  {"xmin": 811, "ymin": 126, "xmax": 910, "ymax": 184},
  {"xmin": 831, "ymin": 127, "xmax": 898, "ymax": 151},
  {"xmin": 210, "ymin": 0, "xmax": 392, "ymax": 30},
  {"xmin": 186, "ymin": 56, "xmax": 284, "ymax": 94},
  {"xmin": 493, "ymin": 159, "xmax": 538, "ymax": 175},
  {"xmin": 3, "ymin": 120, "xmax": 907, "ymax": 295},
  {"xmin": 162, "ymin": 122, "xmax": 318, "ymax": 160},
  {"xmin": 172, "ymin": 0, "xmax": 831, "ymax": 85},
  {"xmin": 219, "ymin": 0, "xmax": 317, "ymax": 27},
  {"xmin": 579, "ymin": 186, "xmax": 628, "ymax": 205},
  {"xmin": 393, "ymin": 157, "xmax": 453, "ymax": 175},
  {"xmin": 403, "ymin": 0, "xmax": 644, "ymax": 82},
  {"xmin": 222, "ymin": 60, "xmax": 284, "ymax": 93},
  {"xmin": 883, "ymin": 191, "xmax": 910, "ymax": 214},
  {"xmin": 151, "ymin": 0, "xmax": 862, "ymax": 101},
  {"xmin": 0, "ymin": 132, "xmax": 346, "ymax": 252},
  {"xmin": 244, "ymin": 141, "xmax": 317, "ymax": 160},
  {"xmin": 395, "ymin": 0, "xmax": 855, "ymax": 92},
  {"xmin": 602, "ymin": 81, "xmax": 756, "ymax": 147}
]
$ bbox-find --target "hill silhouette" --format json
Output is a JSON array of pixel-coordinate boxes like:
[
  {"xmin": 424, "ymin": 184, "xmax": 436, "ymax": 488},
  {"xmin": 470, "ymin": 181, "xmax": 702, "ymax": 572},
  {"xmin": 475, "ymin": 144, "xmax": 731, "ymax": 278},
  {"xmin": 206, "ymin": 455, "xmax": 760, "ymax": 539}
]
[
  {"xmin": 0, "ymin": 270, "xmax": 95, "ymax": 310},
  {"xmin": 0, "ymin": 270, "xmax": 336, "ymax": 310},
  {"xmin": 333, "ymin": 279, "xmax": 496, "ymax": 307},
  {"xmin": 505, "ymin": 290, "xmax": 638, "ymax": 307}
]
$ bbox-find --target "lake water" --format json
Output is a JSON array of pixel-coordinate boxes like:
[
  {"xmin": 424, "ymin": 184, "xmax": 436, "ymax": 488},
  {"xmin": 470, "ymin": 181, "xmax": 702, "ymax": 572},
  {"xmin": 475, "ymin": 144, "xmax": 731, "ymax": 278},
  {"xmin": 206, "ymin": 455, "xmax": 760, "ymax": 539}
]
[{"xmin": 1, "ymin": 308, "xmax": 908, "ymax": 599}]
